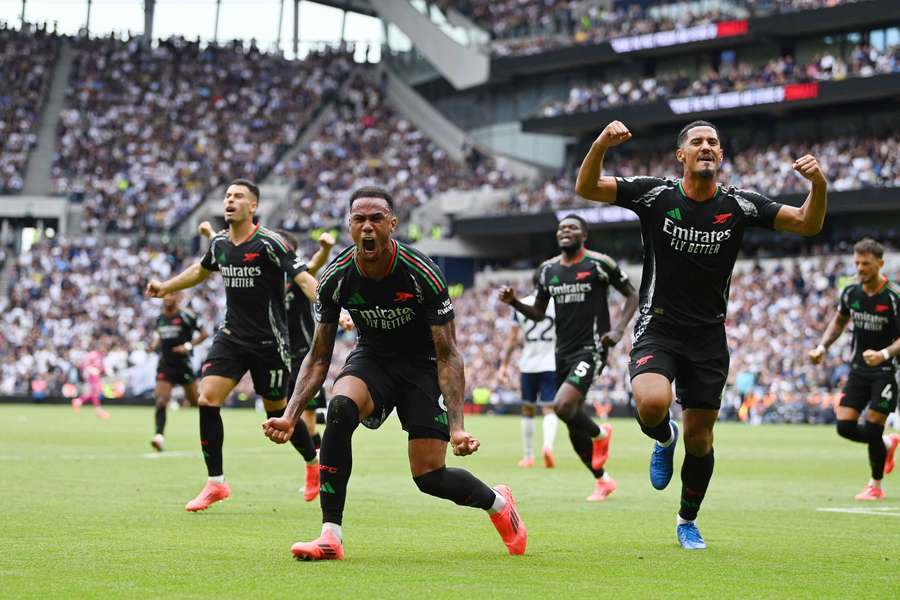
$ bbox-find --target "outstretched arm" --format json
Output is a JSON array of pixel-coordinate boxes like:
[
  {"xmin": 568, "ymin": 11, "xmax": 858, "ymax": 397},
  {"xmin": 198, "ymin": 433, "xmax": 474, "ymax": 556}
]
[
  {"xmin": 575, "ymin": 120, "xmax": 632, "ymax": 204},
  {"xmin": 146, "ymin": 262, "xmax": 212, "ymax": 298},
  {"xmin": 263, "ymin": 322, "xmax": 338, "ymax": 443},
  {"xmin": 432, "ymin": 321, "xmax": 479, "ymax": 456},
  {"xmin": 774, "ymin": 155, "xmax": 828, "ymax": 236},
  {"xmin": 293, "ymin": 270, "xmax": 319, "ymax": 301},
  {"xmin": 809, "ymin": 312, "xmax": 849, "ymax": 364}
]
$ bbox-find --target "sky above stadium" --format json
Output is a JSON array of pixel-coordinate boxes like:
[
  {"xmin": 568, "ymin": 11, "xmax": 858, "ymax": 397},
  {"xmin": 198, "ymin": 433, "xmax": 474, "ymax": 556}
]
[{"xmin": 0, "ymin": 0, "xmax": 386, "ymax": 59}]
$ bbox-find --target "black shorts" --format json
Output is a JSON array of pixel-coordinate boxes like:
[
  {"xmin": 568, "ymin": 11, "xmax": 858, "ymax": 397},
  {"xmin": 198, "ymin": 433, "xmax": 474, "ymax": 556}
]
[
  {"xmin": 289, "ymin": 354, "xmax": 325, "ymax": 410},
  {"xmin": 840, "ymin": 370, "xmax": 898, "ymax": 415},
  {"xmin": 629, "ymin": 321, "xmax": 729, "ymax": 410},
  {"xmin": 335, "ymin": 349, "xmax": 449, "ymax": 441},
  {"xmin": 521, "ymin": 371, "xmax": 556, "ymax": 405},
  {"xmin": 555, "ymin": 348, "xmax": 607, "ymax": 397},
  {"xmin": 156, "ymin": 361, "xmax": 196, "ymax": 385},
  {"xmin": 201, "ymin": 335, "xmax": 288, "ymax": 401}
]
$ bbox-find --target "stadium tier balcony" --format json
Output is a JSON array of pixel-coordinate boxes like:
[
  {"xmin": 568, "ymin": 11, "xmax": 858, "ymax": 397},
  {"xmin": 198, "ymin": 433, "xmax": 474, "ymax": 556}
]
[
  {"xmin": 537, "ymin": 45, "xmax": 897, "ymax": 118},
  {"xmin": 50, "ymin": 36, "xmax": 353, "ymax": 234},
  {"xmin": 0, "ymin": 24, "xmax": 60, "ymax": 194},
  {"xmin": 444, "ymin": 0, "xmax": 865, "ymax": 57},
  {"xmin": 271, "ymin": 75, "xmax": 515, "ymax": 230}
]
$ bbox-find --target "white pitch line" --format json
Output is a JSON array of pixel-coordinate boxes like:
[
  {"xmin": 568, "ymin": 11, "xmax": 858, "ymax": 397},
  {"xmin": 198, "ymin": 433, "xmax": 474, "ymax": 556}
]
[{"xmin": 817, "ymin": 507, "xmax": 900, "ymax": 517}]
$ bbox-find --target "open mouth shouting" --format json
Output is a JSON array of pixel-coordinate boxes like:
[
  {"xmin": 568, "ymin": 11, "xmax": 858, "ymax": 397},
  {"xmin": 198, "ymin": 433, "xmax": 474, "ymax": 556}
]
[{"xmin": 361, "ymin": 237, "xmax": 376, "ymax": 255}]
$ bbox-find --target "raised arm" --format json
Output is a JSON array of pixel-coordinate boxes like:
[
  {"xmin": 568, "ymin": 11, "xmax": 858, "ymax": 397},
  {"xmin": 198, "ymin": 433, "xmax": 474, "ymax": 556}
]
[
  {"xmin": 306, "ymin": 232, "xmax": 336, "ymax": 276},
  {"xmin": 432, "ymin": 321, "xmax": 479, "ymax": 456},
  {"xmin": 575, "ymin": 120, "xmax": 632, "ymax": 204},
  {"xmin": 774, "ymin": 155, "xmax": 828, "ymax": 236},
  {"xmin": 809, "ymin": 311, "xmax": 850, "ymax": 364},
  {"xmin": 146, "ymin": 262, "xmax": 212, "ymax": 298},
  {"xmin": 293, "ymin": 270, "xmax": 319, "ymax": 301},
  {"xmin": 263, "ymin": 321, "xmax": 338, "ymax": 443}
]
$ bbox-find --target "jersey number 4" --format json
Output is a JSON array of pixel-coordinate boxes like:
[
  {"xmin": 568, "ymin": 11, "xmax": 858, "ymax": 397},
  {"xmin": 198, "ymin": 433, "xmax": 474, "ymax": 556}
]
[{"xmin": 525, "ymin": 317, "xmax": 554, "ymax": 342}]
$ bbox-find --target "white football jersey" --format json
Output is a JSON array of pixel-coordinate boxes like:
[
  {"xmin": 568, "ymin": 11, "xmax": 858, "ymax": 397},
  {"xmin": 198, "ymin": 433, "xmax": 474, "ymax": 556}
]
[{"xmin": 514, "ymin": 294, "xmax": 556, "ymax": 373}]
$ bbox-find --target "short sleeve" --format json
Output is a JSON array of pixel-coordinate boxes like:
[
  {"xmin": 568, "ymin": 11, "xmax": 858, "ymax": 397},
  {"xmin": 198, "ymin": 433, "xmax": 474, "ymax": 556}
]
[
  {"xmin": 838, "ymin": 286, "xmax": 852, "ymax": 316},
  {"xmin": 535, "ymin": 264, "xmax": 551, "ymax": 305},
  {"xmin": 200, "ymin": 239, "xmax": 220, "ymax": 272},
  {"xmin": 420, "ymin": 261, "xmax": 454, "ymax": 326},
  {"xmin": 599, "ymin": 257, "xmax": 631, "ymax": 295},
  {"xmin": 264, "ymin": 233, "xmax": 307, "ymax": 278},
  {"xmin": 315, "ymin": 279, "xmax": 340, "ymax": 324},
  {"xmin": 614, "ymin": 176, "xmax": 668, "ymax": 215},
  {"xmin": 733, "ymin": 189, "xmax": 782, "ymax": 230}
]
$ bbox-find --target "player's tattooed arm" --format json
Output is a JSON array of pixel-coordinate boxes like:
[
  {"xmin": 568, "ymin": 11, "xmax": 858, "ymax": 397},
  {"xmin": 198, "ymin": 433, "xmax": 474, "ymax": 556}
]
[
  {"xmin": 809, "ymin": 312, "xmax": 849, "ymax": 364},
  {"xmin": 604, "ymin": 279, "xmax": 639, "ymax": 347},
  {"xmin": 264, "ymin": 322, "xmax": 337, "ymax": 443},
  {"xmin": 575, "ymin": 120, "xmax": 631, "ymax": 204},
  {"xmin": 498, "ymin": 287, "xmax": 548, "ymax": 321},
  {"xmin": 432, "ymin": 321, "xmax": 480, "ymax": 456},
  {"xmin": 774, "ymin": 154, "xmax": 827, "ymax": 236},
  {"xmin": 146, "ymin": 262, "xmax": 212, "ymax": 297}
]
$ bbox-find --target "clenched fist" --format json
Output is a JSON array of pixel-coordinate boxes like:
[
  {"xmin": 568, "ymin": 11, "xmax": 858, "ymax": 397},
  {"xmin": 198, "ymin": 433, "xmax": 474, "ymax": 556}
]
[{"xmin": 593, "ymin": 120, "xmax": 632, "ymax": 149}]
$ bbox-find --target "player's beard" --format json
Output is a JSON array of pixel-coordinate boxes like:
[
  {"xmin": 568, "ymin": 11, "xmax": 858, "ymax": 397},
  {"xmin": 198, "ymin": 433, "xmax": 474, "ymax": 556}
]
[{"xmin": 560, "ymin": 239, "xmax": 583, "ymax": 257}]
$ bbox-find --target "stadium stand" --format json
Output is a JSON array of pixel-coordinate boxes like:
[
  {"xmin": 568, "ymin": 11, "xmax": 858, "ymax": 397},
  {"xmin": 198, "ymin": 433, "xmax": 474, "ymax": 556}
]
[
  {"xmin": 0, "ymin": 23, "xmax": 59, "ymax": 194},
  {"xmin": 51, "ymin": 35, "xmax": 353, "ymax": 233},
  {"xmin": 272, "ymin": 74, "xmax": 514, "ymax": 229},
  {"xmin": 538, "ymin": 44, "xmax": 897, "ymax": 117}
]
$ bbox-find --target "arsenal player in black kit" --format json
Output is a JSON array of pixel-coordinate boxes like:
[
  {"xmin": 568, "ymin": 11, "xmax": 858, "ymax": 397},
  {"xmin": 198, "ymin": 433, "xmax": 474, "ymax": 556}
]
[
  {"xmin": 263, "ymin": 187, "xmax": 526, "ymax": 560},
  {"xmin": 147, "ymin": 179, "xmax": 321, "ymax": 512},
  {"xmin": 150, "ymin": 291, "xmax": 208, "ymax": 452},
  {"xmin": 498, "ymin": 215, "xmax": 638, "ymax": 501},
  {"xmin": 810, "ymin": 238, "xmax": 900, "ymax": 500},
  {"xmin": 576, "ymin": 120, "xmax": 828, "ymax": 549}
]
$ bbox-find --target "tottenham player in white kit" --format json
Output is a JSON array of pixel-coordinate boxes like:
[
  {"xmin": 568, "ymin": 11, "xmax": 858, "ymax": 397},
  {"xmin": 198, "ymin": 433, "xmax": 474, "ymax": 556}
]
[{"xmin": 501, "ymin": 293, "xmax": 559, "ymax": 468}]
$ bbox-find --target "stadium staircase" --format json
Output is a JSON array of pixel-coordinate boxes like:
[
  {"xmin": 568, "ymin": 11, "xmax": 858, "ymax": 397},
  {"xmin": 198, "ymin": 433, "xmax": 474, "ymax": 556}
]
[
  {"xmin": 369, "ymin": 0, "xmax": 490, "ymax": 90},
  {"xmin": 23, "ymin": 39, "xmax": 73, "ymax": 197}
]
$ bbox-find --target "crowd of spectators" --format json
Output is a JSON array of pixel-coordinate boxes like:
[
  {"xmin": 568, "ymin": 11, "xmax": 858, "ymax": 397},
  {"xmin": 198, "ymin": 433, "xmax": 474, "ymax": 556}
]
[
  {"xmin": 0, "ymin": 24, "xmax": 59, "ymax": 193},
  {"xmin": 2, "ymin": 235, "xmax": 897, "ymax": 425},
  {"xmin": 52, "ymin": 35, "xmax": 353, "ymax": 233},
  {"xmin": 444, "ymin": 0, "xmax": 862, "ymax": 56},
  {"xmin": 492, "ymin": 133, "xmax": 899, "ymax": 214},
  {"xmin": 273, "ymin": 75, "xmax": 514, "ymax": 230},
  {"xmin": 539, "ymin": 44, "xmax": 898, "ymax": 117}
]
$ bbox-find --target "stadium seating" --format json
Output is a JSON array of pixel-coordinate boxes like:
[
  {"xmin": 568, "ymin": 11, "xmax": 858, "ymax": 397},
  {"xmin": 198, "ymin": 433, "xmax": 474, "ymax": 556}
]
[
  {"xmin": 272, "ymin": 75, "xmax": 514, "ymax": 229},
  {"xmin": 539, "ymin": 45, "xmax": 898, "ymax": 117},
  {"xmin": 51, "ymin": 36, "xmax": 353, "ymax": 233},
  {"xmin": 444, "ymin": 0, "xmax": 861, "ymax": 56},
  {"xmin": 487, "ymin": 133, "xmax": 899, "ymax": 215},
  {"xmin": 0, "ymin": 24, "xmax": 59, "ymax": 194}
]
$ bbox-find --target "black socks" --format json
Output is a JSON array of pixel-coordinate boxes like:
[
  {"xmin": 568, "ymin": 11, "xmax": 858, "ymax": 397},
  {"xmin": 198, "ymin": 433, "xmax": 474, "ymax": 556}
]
[
  {"xmin": 199, "ymin": 405, "xmax": 224, "ymax": 477},
  {"xmin": 413, "ymin": 466, "xmax": 496, "ymax": 510},
  {"xmin": 155, "ymin": 406, "xmax": 166, "ymax": 435},
  {"xmin": 319, "ymin": 396, "xmax": 359, "ymax": 525},
  {"xmin": 679, "ymin": 449, "xmax": 714, "ymax": 521}
]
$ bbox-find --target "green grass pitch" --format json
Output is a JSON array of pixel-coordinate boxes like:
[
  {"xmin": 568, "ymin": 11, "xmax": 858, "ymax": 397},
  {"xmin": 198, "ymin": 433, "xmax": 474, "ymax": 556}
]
[{"xmin": 1, "ymin": 405, "xmax": 898, "ymax": 599}]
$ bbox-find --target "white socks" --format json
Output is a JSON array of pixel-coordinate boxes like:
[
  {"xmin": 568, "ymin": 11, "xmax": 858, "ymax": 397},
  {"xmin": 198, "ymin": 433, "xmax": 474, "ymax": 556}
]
[
  {"xmin": 209, "ymin": 475, "xmax": 225, "ymax": 484},
  {"xmin": 542, "ymin": 412, "xmax": 558, "ymax": 451},
  {"xmin": 488, "ymin": 490, "xmax": 507, "ymax": 515},
  {"xmin": 323, "ymin": 522, "xmax": 343, "ymax": 541},
  {"xmin": 521, "ymin": 416, "xmax": 534, "ymax": 459}
]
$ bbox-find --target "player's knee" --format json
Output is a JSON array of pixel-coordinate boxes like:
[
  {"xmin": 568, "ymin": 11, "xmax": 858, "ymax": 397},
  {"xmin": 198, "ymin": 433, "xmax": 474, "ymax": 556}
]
[
  {"xmin": 683, "ymin": 429, "xmax": 713, "ymax": 456},
  {"xmin": 635, "ymin": 397, "xmax": 668, "ymax": 424},
  {"xmin": 198, "ymin": 394, "xmax": 215, "ymax": 407},
  {"xmin": 553, "ymin": 398, "xmax": 577, "ymax": 420},
  {"xmin": 521, "ymin": 404, "xmax": 536, "ymax": 417},
  {"xmin": 836, "ymin": 419, "xmax": 857, "ymax": 440},
  {"xmin": 412, "ymin": 466, "xmax": 447, "ymax": 497},
  {"xmin": 326, "ymin": 395, "xmax": 360, "ymax": 428}
]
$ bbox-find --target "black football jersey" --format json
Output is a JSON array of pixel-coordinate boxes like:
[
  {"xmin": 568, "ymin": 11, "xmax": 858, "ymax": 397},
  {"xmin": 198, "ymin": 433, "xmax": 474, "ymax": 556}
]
[
  {"xmin": 200, "ymin": 224, "xmax": 306, "ymax": 353},
  {"xmin": 316, "ymin": 240, "xmax": 454, "ymax": 359},
  {"xmin": 615, "ymin": 177, "xmax": 782, "ymax": 335},
  {"xmin": 534, "ymin": 249, "xmax": 630, "ymax": 358},
  {"xmin": 838, "ymin": 280, "xmax": 900, "ymax": 373}
]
